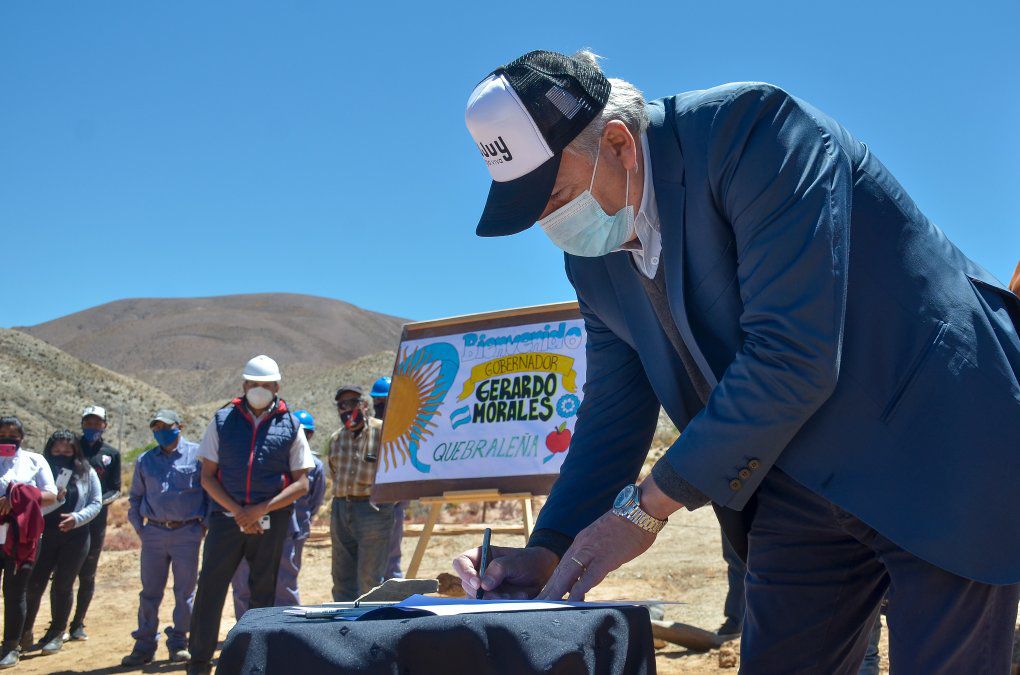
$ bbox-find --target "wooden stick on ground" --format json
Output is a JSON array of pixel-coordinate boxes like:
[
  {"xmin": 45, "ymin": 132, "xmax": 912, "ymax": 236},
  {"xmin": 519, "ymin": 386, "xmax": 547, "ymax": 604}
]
[{"xmin": 650, "ymin": 619, "xmax": 730, "ymax": 652}]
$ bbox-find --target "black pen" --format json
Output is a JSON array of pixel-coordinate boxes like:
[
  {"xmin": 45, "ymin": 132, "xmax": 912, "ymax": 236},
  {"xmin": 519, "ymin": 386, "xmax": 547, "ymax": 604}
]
[{"xmin": 476, "ymin": 527, "xmax": 492, "ymax": 600}]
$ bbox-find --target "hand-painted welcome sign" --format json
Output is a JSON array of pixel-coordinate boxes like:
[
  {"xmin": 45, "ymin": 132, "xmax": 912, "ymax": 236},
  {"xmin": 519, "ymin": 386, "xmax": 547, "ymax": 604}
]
[{"xmin": 372, "ymin": 302, "xmax": 586, "ymax": 501}]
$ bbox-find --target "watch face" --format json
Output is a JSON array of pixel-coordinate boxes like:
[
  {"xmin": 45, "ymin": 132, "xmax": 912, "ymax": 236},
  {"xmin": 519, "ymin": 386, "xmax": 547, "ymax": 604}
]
[{"xmin": 614, "ymin": 484, "xmax": 637, "ymax": 510}]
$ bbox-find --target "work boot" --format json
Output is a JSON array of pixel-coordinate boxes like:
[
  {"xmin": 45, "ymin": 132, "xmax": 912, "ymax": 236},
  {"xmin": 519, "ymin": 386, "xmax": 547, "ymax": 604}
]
[
  {"xmin": 716, "ymin": 617, "xmax": 743, "ymax": 641},
  {"xmin": 0, "ymin": 649, "xmax": 19, "ymax": 669},
  {"xmin": 169, "ymin": 646, "xmax": 192, "ymax": 663},
  {"xmin": 40, "ymin": 632, "xmax": 64, "ymax": 655},
  {"xmin": 68, "ymin": 625, "xmax": 88, "ymax": 641},
  {"xmin": 121, "ymin": 649, "xmax": 155, "ymax": 667}
]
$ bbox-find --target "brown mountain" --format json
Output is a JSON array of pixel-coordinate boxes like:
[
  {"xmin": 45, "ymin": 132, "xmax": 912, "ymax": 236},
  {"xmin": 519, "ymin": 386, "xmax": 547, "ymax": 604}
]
[
  {"xmin": 16, "ymin": 293, "xmax": 408, "ymax": 401},
  {"xmin": 0, "ymin": 328, "xmax": 199, "ymax": 452}
]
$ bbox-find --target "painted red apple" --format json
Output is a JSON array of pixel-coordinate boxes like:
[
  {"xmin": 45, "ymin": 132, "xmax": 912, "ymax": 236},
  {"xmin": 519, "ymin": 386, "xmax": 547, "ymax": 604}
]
[{"xmin": 545, "ymin": 422, "xmax": 571, "ymax": 453}]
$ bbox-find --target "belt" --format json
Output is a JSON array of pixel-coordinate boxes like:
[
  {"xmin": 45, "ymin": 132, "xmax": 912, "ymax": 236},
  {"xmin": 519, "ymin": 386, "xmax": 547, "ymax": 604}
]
[
  {"xmin": 148, "ymin": 518, "xmax": 201, "ymax": 530},
  {"xmin": 334, "ymin": 495, "xmax": 371, "ymax": 502}
]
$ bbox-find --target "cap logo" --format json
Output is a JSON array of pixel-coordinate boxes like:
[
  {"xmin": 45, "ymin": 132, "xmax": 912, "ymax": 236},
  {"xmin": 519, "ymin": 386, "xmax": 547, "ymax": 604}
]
[
  {"xmin": 478, "ymin": 135, "xmax": 513, "ymax": 165},
  {"xmin": 545, "ymin": 86, "xmax": 584, "ymax": 119}
]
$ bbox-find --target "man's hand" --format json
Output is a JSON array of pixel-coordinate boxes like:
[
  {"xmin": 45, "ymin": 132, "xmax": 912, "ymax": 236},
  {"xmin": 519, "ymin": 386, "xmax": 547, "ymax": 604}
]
[
  {"xmin": 57, "ymin": 488, "xmax": 67, "ymax": 502},
  {"xmin": 537, "ymin": 511, "xmax": 658, "ymax": 601},
  {"xmin": 58, "ymin": 514, "xmax": 76, "ymax": 532},
  {"xmin": 240, "ymin": 522, "xmax": 264, "ymax": 535},
  {"xmin": 453, "ymin": 545, "xmax": 559, "ymax": 599},
  {"xmin": 234, "ymin": 503, "xmax": 267, "ymax": 530},
  {"xmin": 0, "ymin": 496, "xmax": 10, "ymax": 516}
]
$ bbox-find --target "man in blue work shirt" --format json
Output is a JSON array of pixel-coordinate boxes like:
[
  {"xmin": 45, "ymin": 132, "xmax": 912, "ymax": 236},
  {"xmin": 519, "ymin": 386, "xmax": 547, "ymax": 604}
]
[
  {"xmin": 231, "ymin": 409, "xmax": 326, "ymax": 613},
  {"xmin": 122, "ymin": 409, "xmax": 207, "ymax": 667}
]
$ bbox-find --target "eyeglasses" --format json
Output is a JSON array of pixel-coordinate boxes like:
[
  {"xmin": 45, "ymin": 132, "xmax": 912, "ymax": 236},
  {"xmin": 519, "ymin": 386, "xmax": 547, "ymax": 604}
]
[{"xmin": 336, "ymin": 399, "xmax": 361, "ymax": 411}]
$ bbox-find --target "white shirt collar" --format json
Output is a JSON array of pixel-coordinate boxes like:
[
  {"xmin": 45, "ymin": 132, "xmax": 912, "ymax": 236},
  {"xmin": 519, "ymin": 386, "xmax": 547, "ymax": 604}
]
[{"xmin": 615, "ymin": 133, "xmax": 662, "ymax": 278}]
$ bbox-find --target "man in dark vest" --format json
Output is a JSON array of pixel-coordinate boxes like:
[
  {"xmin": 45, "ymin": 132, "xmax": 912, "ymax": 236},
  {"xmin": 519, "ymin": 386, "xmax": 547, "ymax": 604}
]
[{"xmin": 187, "ymin": 355, "xmax": 312, "ymax": 675}]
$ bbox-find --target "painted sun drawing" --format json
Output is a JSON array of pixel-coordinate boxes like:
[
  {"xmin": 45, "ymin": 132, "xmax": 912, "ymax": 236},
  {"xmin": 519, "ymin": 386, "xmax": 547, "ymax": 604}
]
[{"xmin": 380, "ymin": 341, "xmax": 459, "ymax": 474}]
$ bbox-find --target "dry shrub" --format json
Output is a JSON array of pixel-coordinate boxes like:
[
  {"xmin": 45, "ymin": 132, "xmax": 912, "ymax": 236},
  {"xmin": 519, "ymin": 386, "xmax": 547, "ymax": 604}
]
[
  {"xmin": 105, "ymin": 497, "xmax": 131, "ymax": 529},
  {"xmin": 104, "ymin": 526, "xmax": 141, "ymax": 551}
]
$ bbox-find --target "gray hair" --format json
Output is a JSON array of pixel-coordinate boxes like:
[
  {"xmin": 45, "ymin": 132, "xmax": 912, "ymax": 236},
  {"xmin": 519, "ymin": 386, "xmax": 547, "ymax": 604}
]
[{"xmin": 566, "ymin": 50, "xmax": 649, "ymax": 160}]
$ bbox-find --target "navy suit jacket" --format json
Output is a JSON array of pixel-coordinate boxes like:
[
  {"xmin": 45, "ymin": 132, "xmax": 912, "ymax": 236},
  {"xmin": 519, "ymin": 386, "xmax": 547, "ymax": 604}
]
[{"xmin": 533, "ymin": 83, "xmax": 1020, "ymax": 585}]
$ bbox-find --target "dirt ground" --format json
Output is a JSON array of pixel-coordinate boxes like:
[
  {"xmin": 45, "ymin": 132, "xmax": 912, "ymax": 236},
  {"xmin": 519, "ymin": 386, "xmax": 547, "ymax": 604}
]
[{"xmin": 2, "ymin": 501, "xmax": 907, "ymax": 674}]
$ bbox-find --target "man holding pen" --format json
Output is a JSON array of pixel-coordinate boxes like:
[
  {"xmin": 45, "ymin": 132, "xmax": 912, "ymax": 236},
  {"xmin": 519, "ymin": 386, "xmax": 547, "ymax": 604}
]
[
  {"xmin": 453, "ymin": 50, "xmax": 1020, "ymax": 671},
  {"xmin": 186, "ymin": 356, "xmax": 312, "ymax": 675}
]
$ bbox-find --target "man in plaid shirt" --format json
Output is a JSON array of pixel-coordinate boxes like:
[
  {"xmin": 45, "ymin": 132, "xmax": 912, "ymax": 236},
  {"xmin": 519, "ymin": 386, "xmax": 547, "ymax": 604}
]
[{"xmin": 327, "ymin": 385, "xmax": 395, "ymax": 600}]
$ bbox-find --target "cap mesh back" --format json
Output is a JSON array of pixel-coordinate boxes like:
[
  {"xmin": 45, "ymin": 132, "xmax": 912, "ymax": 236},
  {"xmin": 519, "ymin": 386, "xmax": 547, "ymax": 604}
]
[{"xmin": 498, "ymin": 50, "xmax": 610, "ymax": 154}]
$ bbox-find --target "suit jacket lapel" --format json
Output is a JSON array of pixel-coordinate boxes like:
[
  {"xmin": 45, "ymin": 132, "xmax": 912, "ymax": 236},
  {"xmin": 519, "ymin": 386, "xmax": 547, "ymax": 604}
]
[{"xmin": 646, "ymin": 100, "xmax": 719, "ymax": 389}]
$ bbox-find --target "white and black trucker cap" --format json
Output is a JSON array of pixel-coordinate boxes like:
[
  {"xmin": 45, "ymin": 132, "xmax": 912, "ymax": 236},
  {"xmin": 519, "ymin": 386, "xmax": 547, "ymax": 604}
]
[{"xmin": 466, "ymin": 50, "xmax": 610, "ymax": 237}]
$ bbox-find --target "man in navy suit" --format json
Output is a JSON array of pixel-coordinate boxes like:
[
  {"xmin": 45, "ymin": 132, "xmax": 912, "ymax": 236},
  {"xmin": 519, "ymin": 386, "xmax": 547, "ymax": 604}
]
[{"xmin": 454, "ymin": 50, "xmax": 1020, "ymax": 672}]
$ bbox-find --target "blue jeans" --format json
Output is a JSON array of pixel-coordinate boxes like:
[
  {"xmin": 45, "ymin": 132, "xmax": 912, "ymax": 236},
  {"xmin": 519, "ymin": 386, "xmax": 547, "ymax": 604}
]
[
  {"xmin": 132, "ymin": 522, "xmax": 202, "ymax": 653},
  {"xmin": 384, "ymin": 501, "xmax": 407, "ymax": 580},
  {"xmin": 330, "ymin": 499, "xmax": 394, "ymax": 601},
  {"xmin": 857, "ymin": 614, "xmax": 882, "ymax": 675},
  {"xmin": 742, "ymin": 469, "xmax": 1019, "ymax": 673}
]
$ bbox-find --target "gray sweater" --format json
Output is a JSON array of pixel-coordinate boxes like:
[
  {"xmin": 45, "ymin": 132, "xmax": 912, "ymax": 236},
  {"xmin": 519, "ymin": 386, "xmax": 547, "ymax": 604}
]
[{"xmin": 41, "ymin": 466, "xmax": 102, "ymax": 528}]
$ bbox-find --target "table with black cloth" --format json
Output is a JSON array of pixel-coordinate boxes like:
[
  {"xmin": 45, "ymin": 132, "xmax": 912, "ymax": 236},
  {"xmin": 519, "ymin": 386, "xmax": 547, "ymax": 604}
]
[{"xmin": 216, "ymin": 604, "xmax": 656, "ymax": 674}]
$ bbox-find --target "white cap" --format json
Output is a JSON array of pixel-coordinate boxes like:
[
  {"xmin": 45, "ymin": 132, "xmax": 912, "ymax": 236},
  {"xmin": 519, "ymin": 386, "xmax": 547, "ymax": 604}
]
[
  {"xmin": 243, "ymin": 355, "xmax": 282, "ymax": 382},
  {"xmin": 82, "ymin": 405, "xmax": 107, "ymax": 420},
  {"xmin": 465, "ymin": 74, "xmax": 554, "ymax": 183}
]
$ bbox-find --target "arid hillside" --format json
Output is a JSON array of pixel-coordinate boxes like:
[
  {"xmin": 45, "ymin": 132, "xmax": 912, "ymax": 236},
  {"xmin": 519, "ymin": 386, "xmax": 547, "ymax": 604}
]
[{"xmin": 0, "ymin": 328, "xmax": 199, "ymax": 451}]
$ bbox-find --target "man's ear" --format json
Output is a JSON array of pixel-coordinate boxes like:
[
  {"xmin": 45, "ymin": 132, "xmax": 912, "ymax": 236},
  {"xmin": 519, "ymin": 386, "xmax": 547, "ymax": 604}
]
[{"xmin": 602, "ymin": 120, "xmax": 638, "ymax": 172}]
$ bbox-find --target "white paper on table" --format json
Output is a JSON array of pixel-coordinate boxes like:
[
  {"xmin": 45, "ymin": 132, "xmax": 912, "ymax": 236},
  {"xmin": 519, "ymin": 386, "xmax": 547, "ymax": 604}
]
[{"xmin": 385, "ymin": 594, "xmax": 656, "ymax": 617}]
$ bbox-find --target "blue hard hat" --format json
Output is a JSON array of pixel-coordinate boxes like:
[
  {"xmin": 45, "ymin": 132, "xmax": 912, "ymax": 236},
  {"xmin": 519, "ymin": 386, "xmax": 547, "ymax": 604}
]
[
  {"xmin": 293, "ymin": 409, "xmax": 315, "ymax": 431},
  {"xmin": 370, "ymin": 376, "xmax": 391, "ymax": 398}
]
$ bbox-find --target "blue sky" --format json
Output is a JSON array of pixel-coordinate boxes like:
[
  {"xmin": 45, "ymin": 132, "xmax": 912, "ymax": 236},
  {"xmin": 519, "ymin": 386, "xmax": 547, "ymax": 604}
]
[{"xmin": 2, "ymin": 1, "xmax": 1018, "ymax": 327}]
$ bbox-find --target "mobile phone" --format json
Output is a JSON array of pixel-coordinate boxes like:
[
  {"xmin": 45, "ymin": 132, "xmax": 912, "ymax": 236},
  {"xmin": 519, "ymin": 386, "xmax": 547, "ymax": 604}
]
[
  {"xmin": 56, "ymin": 468, "xmax": 73, "ymax": 490},
  {"xmin": 259, "ymin": 514, "xmax": 271, "ymax": 530}
]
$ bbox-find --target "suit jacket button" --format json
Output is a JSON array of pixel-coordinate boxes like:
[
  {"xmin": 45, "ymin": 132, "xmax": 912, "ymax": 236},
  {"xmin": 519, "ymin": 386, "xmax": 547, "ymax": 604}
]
[
  {"xmin": 748, "ymin": 459, "xmax": 761, "ymax": 471},
  {"xmin": 738, "ymin": 469, "xmax": 751, "ymax": 480},
  {"xmin": 729, "ymin": 479, "xmax": 742, "ymax": 491}
]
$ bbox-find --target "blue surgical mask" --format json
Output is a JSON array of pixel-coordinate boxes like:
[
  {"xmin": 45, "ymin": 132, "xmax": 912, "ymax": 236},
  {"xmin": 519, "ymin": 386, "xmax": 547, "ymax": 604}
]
[
  {"xmin": 538, "ymin": 143, "xmax": 633, "ymax": 257},
  {"xmin": 82, "ymin": 428, "xmax": 104, "ymax": 444},
  {"xmin": 152, "ymin": 427, "xmax": 180, "ymax": 448}
]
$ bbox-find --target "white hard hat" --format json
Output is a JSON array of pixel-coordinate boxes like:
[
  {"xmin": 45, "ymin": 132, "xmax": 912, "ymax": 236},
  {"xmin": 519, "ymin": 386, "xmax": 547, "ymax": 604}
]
[
  {"xmin": 82, "ymin": 405, "xmax": 107, "ymax": 420},
  {"xmin": 243, "ymin": 355, "xmax": 282, "ymax": 382}
]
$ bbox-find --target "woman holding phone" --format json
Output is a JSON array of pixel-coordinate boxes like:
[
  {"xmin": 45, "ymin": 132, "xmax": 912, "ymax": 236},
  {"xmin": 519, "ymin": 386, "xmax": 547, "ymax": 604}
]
[{"xmin": 20, "ymin": 430, "xmax": 101, "ymax": 656}]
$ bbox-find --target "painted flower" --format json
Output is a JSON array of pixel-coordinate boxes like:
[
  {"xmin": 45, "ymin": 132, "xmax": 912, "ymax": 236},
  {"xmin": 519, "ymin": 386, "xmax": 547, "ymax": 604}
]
[{"xmin": 556, "ymin": 393, "xmax": 580, "ymax": 418}]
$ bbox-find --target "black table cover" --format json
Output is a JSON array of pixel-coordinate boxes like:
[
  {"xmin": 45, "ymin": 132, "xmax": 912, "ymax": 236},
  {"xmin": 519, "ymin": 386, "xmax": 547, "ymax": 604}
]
[{"xmin": 216, "ymin": 604, "xmax": 656, "ymax": 674}]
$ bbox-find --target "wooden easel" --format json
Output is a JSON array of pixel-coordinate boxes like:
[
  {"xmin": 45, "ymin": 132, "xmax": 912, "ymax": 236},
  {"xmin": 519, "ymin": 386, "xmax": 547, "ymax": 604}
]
[{"xmin": 404, "ymin": 489, "xmax": 535, "ymax": 578}]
